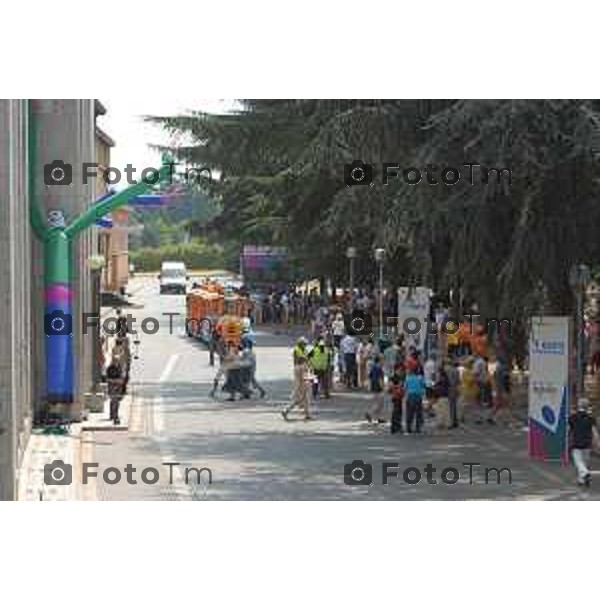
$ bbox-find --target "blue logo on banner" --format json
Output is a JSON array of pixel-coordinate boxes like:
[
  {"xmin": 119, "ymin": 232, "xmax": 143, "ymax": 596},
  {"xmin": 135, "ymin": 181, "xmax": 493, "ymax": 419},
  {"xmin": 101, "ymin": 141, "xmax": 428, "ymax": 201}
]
[
  {"xmin": 531, "ymin": 339, "xmax": 565, "ymax": 355},
  {"xmin": 541, "ymin": 405, "xmax": 556, "ymax": 425}
]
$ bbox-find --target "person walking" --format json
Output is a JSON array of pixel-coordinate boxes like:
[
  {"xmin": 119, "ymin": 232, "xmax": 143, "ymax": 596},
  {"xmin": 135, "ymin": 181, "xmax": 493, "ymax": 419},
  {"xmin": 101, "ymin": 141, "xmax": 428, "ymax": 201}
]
[
  {"xmin": 244, "ymin": 345, "xmax": 266, "ymax": 399},
  {"xmin": 432, "ymin": 364, "xmax": 451, "ymax": 431},
  {"xmin": 365, "ymin": 355, "xmax": 385, "ymax": 424},
  {"xmin": 282, "ymin": 341, "xmax": 313, "ymax": 421},
  {"xmin": 389, "ymin": 363, "xmax": 405, "ymax": 434},
  {"xmin": 210, "ymin": 344, "xmax": 237, "ymax": 400},
  {"xmin": 405, "ymin": 367, "xmax": 426, "ymax": 434},
  {"xmin": 332, "ymin": 312, "xmax": 346, "ymax": 349},
  {"xmin": 493, "ymin": 356, "xmax": 513, "ymax": 426},
  {"xmin": 357, "ymin": 339, "xmax": 369, "ymax": 389},
  {"xmin": 423, "ymin": 354, "xmax": 437, "ymax": 414},
  {"xmin": 568, "ymin": 397, "xmax": 600, "ymax": 487},
  {"xmin": 383, "ymin": 338, "xmax": 401, "ymax": 383},
  {"xmin": 460, "ymin": 357, "xmax": 479, "ymax": 423},
  {"xmin": 208, "ymin": 327, "xmax": 222, "ymax": 367},
  {"xmin": 106, "ymin": 358, "xmax": 125, "ymax": 425},
  {"xmin": 323, "ymin": 337, "xmax": 335, "ymax": 395},
  {"xmin": 472, "ymin": 354, "xmax": 489, "ymax": 423},
  {"xmin": 445, "ymin": 359, "xmax": 461, "ymax": 428},
  {"xmin": 308, "ymin": 338, "xmax": 331, "ymax": 399},
  {"xmin": 111, "ymin": 337, "xmax": 131, "ymax": 394},
  {"xmin": 446, "ymin": 323, "xmax": 460, "ymax": 358},
  {"xmin": 340, "ymin": 333, "xmax": 359, "ymax": 388},
  {"xmin": 115, "ymin": 307, "xmax": 129, "ymax": 338}
]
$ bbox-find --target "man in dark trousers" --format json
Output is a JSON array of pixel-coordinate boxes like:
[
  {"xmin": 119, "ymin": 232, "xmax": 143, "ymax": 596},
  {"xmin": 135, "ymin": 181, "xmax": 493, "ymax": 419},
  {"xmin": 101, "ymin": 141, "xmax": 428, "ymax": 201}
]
[
  {"xmin": 568, "ymin": 397, "xmax": 600, "ymax": 487},
  {"xmin": 106, "ymin": 359, "xmax": 125, "ymax": 426},
  {"xmin": 389, "ymin": 363, "xmax": 405, "ymax": 434}
]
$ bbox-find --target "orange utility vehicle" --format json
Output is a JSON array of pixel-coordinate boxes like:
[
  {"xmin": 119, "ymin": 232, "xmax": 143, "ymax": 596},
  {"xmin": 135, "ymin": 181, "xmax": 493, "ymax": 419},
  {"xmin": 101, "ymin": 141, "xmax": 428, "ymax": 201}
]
[{"xmin": 186, "ymin": 281, "xmax": 253, "ymax": 346}]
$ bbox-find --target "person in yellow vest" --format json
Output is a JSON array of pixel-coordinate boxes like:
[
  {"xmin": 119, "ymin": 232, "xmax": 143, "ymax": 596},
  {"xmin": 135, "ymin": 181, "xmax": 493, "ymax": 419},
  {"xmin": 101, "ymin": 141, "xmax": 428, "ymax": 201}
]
[
  {"xmin": 292, "ymin": 337, "xmax": 308, "ymax": 364},
  {"xmin": 308, "ymin": 338, "xmax": 332, "ymax": 399}
]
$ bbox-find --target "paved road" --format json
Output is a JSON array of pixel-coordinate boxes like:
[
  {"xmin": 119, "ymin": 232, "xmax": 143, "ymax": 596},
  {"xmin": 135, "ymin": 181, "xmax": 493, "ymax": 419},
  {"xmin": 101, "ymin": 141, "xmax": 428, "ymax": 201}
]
[{"xmin": 90, "ymin": 276, "xmax": 600, "ymax": 500}]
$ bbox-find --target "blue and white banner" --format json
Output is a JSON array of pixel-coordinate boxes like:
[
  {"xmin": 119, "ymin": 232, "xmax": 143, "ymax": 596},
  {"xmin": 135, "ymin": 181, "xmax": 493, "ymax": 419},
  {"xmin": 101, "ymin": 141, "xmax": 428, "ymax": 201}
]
[{"xmin": 528, "ymin": 316, "xmax": 570, "ymax": 462}]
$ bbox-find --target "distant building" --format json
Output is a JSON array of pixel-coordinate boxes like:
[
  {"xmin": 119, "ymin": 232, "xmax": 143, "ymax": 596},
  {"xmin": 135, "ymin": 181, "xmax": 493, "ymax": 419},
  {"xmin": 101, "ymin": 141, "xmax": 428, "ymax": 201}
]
[{"xmin": 94, "ymin": 101, "xmax": 129, "ymax": 293}]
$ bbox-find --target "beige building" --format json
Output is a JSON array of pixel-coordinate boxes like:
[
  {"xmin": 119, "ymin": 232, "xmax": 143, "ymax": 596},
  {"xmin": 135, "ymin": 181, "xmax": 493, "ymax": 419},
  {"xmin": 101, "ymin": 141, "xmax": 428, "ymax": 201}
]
[{"xmin": 94, "ymin": 101, "xmax": 129, "ymax": 293}]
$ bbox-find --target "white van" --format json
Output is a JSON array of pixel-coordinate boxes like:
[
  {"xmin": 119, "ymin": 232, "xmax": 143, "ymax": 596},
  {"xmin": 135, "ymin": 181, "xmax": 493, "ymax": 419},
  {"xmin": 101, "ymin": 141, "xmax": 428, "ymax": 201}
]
[{"xmin": 159, "ymin": 261, "xmax": 188, "ymax": 294}]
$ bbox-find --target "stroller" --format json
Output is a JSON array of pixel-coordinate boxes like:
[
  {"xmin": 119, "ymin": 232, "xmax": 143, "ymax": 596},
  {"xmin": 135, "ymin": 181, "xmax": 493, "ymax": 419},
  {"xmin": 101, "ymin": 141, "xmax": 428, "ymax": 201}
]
[
  {"xmin": 212, "ymin": 347, "xmax": 252, "ymax": 401},
  {"xmin": 222, "ymin": 358, "xmax": 253, "ymax": 400}
]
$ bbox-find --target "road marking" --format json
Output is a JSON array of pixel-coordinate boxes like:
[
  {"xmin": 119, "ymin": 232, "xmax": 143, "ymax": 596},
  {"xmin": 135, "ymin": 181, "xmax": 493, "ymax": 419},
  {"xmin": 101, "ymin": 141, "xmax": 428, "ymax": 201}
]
[{"xmin": 152, "ymin": 353, "xmax": 204, "ymax": 500}]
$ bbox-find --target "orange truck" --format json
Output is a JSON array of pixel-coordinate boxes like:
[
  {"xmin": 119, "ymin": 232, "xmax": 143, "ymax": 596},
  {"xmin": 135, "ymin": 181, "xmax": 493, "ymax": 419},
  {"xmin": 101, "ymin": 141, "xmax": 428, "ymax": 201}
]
[{"xmin": 186, "ymin": 282, "xmax": 253, "ymax": 345}]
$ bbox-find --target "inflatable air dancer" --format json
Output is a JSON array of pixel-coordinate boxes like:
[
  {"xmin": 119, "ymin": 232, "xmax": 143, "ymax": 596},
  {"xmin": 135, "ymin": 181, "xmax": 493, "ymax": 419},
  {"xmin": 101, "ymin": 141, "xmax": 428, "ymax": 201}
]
[{"xmin": 29, "ymin": 104, "xmax": 172, "ymax": 419}]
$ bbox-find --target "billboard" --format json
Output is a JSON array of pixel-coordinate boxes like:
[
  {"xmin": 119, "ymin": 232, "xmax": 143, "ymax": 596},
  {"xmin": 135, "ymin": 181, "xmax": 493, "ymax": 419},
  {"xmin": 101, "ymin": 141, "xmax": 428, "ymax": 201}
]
[
  {"xmin": 241, "ymin": 246, "xmax": 288, "ymax": 284},
  {"xmin": 528, "ymin": 316, "xmax": 570, "ymax": 463}
]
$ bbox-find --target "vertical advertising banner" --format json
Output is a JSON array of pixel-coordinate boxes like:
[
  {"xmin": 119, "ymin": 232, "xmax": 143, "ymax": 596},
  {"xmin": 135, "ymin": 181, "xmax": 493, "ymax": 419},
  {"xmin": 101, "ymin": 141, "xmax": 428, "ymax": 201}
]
[
  {"xmin": 397, "ymin": 287, "xmax": 431, "ymax": 351},
  {"xmin": 528, "ymin": 316, "xmax": 570, "ymax": 462}
]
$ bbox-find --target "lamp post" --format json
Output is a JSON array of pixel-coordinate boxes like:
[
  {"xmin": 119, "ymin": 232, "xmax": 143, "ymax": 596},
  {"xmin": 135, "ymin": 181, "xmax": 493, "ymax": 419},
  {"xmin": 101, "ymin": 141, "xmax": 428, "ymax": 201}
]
[
  {"xmin": 569, "ymin": 264, "xmax": 591, "ymax": 398},
  {"xmin": 346, "ymin": 246, "xmax": 357, "ymax": 311},
  {"xmin": 374, "ymin": 248, "xmax": 385, "ymax": 340},
  {"xmin": 87, "ymin": 254, "xmax": 106, "ymax": 392}
]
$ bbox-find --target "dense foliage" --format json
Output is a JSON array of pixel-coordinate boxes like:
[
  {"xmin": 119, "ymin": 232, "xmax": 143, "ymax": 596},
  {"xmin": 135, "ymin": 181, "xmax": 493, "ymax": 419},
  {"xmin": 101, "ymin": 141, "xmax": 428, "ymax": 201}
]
[
  {"xmin": 146, "ymin": 100, "xmax": 600, "ymax": 322},
  {"xmin": 129, "ymin": 241, "xmax": 226, "ymax": 272}
]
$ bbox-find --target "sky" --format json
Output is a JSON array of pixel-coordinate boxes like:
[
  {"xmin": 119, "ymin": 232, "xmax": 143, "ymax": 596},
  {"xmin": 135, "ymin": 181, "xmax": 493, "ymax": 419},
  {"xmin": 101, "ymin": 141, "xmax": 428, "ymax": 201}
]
[{"xmin": 97, "ymin": 99, "xmax": 236, "ymax": 188}]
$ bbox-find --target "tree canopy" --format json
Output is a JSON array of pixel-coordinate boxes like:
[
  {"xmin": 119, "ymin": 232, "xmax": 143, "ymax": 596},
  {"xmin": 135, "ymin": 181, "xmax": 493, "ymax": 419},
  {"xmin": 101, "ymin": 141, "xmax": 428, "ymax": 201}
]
[{"xmin": 146, "ymin": 99, "xmax": 600, "ymax": 320}]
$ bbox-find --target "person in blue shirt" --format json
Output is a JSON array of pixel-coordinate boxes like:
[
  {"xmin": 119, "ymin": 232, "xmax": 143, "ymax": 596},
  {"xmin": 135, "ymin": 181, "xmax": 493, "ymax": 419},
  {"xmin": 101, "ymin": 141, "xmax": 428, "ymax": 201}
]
[{"xmin": 405, "ymin": 367, "xmax": 426, "ymax": 433}]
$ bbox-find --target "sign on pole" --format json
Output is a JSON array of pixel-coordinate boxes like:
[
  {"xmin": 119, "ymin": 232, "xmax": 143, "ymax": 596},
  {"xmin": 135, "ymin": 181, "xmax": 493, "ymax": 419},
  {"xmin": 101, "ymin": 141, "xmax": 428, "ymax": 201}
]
[
  {"xmin": 397, "ymin": 287, "xmax": 431, "ymax": 352},
  {"xmin": 528, "ymin": 316, "xmax": 570, "ymax": 463}
]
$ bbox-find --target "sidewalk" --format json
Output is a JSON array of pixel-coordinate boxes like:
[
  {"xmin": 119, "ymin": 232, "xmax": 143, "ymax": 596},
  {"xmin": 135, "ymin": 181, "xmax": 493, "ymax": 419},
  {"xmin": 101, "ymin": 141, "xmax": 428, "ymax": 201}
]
[
  {"xmin": 17, "ymin": 280, "xmax": 147, "ymax": 501},
  {"xmin": 17, "ymin": 393, "xmax": 133, "ymax": 501}
]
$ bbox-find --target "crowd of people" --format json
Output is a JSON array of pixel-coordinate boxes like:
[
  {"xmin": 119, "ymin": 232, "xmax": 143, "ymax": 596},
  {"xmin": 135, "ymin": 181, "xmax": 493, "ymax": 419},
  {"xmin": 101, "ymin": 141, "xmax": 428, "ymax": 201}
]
[
  {"xmin": 101, "ymin": 294, "xmax": 600, "ymax": 487},
  {"xmin": 249, "ymin": 288, "xmax": 398, "ymax": 328},
  {"xmin": 280, "ymin": 311, "xmax": 514, "ymax": 432}
]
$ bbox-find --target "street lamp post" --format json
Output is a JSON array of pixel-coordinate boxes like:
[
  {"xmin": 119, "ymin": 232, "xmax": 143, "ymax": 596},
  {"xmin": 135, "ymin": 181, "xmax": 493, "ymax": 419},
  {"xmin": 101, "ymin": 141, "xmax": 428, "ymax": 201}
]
[
  {"xmin": 374, "ymin": 248, "xmax": 385, "ymax": 341},
  {"xmin": 346, "ymin": 246, "xmax": 357, "ymax": 311},
  {"xmin": 569, "ymin": 264, "xmax": 591, "ymax": 399}
]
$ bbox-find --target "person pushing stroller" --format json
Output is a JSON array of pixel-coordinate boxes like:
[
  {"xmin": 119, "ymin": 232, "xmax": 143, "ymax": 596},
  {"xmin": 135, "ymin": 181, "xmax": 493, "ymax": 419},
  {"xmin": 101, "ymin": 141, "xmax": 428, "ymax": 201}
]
[{"xmin": 210, "ymin": 343, "xmax": 255, "ymax": 401}]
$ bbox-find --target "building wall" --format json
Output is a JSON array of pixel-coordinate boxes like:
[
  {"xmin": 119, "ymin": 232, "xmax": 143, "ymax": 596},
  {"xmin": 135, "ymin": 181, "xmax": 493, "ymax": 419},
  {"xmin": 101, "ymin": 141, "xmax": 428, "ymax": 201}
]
[
  {"xmin": 0, "ymin": 99, "xmax": 97, "ymax": 499},
  {"xmin": 111, "ymin": 207, "xmax": 129, "ymax": 292},
  {"xmin": 0, "ymin": 100, "xmax": 33, "ymax": 500}
]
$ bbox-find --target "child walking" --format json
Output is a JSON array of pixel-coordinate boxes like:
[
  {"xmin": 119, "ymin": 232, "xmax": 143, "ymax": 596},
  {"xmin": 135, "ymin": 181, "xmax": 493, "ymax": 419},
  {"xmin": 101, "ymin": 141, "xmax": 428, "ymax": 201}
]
[
  {"xmin": 389, "ymin": 363, "xmax": 405, "ymax": 434},
  {"xmin": 365, "ymin": 356, "xmax": 385, "ymax": 424}
]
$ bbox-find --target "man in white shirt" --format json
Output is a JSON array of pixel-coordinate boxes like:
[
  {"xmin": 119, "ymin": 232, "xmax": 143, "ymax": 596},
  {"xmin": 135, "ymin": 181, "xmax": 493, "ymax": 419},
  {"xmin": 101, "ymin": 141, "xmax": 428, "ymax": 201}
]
[
  {"xmin": 332, "ymin": 313, "xmax": 346, "ymax": 346},
  {"xmin": 340, "ymin": 334, "xmax": 359, "ymax": 388}
]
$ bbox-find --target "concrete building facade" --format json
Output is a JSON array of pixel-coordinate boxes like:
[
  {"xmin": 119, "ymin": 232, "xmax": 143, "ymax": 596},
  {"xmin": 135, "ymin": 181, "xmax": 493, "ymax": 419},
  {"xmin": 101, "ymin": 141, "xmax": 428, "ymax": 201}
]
[
  {"xmin": 0, "ymin": 100, "xmax": 34, "ymax": 501},
  {"xmin": 0, "ymin": 99, "xmax": 100, "ymax": 500}
]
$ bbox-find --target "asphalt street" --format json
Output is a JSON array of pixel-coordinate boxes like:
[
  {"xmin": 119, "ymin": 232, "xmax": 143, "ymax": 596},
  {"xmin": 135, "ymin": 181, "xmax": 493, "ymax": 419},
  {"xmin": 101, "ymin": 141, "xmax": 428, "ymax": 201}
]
[{"xmin": 89, "ymin": 276, "xmax": 600, "ymax": 500}]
